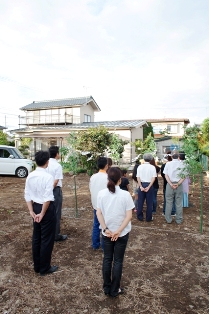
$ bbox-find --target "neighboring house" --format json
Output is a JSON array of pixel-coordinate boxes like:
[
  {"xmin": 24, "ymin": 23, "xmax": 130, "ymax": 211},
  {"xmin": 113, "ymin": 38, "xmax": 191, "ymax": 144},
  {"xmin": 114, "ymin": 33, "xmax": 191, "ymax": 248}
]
[
  {"xmin": 147, "ymin": 118, "xmax": 190, "ymax": 137},
  {"xmin": 146, "ymin": 118, "xmax": 190, "ymax": 159},
  {"xmin": 0, "ymin": 126, "xmax": 6, "ymax": 130},
  {"xmin": 12, "ymin": 96, "xmax": 147, "ymax": 163}
]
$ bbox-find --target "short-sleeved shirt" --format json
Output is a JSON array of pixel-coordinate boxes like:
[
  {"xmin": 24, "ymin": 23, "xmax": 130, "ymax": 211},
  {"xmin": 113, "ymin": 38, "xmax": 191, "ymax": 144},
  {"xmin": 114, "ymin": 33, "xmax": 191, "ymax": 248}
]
[
  {"xmin": 119, "ymin": 177, "xmax": 129, "ymax": 191},
  {"xmin": 136, "ymin": 162, "xmax": 156, "ymax": 182},
  {"xmin": 46, "ymin": 158, "xmax": 63, "ymax": 187},
  {"xmin": 97, "ymin": 186, "xmax": 134, "ymax": 237},
  {"xmin": 24, "ymin": 167, "xmax": 54, "ymax": 204},
  {"xmin": 163, "ymin": 159, "xmax": 184, "ymax": 182},
  {"xmin": 89, "ymin": 170, "xmax": 108, "ymax": 209}
]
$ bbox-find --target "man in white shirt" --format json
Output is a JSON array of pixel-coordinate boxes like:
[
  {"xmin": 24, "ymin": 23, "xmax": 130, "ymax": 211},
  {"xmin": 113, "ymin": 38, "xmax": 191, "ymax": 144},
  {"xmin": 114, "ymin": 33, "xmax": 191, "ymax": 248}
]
[
  {"xmin": 136, "ymin": 153, "xmax": 156, "ymax": 222},
  {"xmin": 89, "ymin": 157, "xmax": 108, "ymax": 250},
  {"xmin": 163, "ymin": 152, "xmax": 185, "ymax": 224},
  {"xmin": 47, "ymin": 146, "xmax": 67, "ymax": 242},
  {"xmin": 25, "ymin": 150, "xmax": 58, "ymax": 276}
]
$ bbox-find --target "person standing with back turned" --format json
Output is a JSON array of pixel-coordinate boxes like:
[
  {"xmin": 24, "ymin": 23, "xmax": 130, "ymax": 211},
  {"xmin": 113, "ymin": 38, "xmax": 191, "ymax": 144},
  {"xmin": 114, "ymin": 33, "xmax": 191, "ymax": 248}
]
[
  {"xmin": 163, "ymin": 152, "xmax": 185, "ymax": 224},
  {"xmin": 47, "ymin": 146, "xmax": 67, "ymax": 242},
  {"xmin": 136, "ymin": 153, "xmax": 156, "ymax": 222},
  {"xmin": 96, "ymin": 167, "xmax": 134, "ymax": 297},
  {"xmin": 89, "ymin": 157, "xmax": 108, "ymax": 250},
  {"xmin": 24, "ymin": 150, "xmax": 58, "ymax": 276}
]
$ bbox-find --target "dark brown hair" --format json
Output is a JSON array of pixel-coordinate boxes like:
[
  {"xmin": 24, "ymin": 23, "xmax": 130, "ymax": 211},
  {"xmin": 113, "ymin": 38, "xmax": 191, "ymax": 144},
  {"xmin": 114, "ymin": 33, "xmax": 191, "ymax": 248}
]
[
  {"xmin": 107, "ymin": 167, "xmax": 122, "ymax": 193},
  {"xmin": 107, "ymin": 157, "xmax": 113, "ymax": 167},
  {"xmin": 166, "ymin": 151, "xmax": 172, "ymax": 162},
  {"xmin": 149, "ymin": 158, "xmax": 157, "ymax": 168}
]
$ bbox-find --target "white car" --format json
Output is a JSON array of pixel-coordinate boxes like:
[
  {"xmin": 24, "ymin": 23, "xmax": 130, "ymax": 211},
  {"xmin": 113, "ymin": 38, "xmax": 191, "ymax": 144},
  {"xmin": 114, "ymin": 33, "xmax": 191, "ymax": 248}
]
[{"xmin": 0, "ymin": 145, "xmax": 33, "ymax": 178}]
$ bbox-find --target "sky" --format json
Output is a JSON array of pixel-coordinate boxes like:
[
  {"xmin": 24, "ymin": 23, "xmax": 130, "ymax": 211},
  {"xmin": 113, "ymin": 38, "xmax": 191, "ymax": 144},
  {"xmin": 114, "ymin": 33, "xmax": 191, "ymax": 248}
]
[{"xmin": 0, "ymin": 0, "xmax": 209, "ymax": 130}]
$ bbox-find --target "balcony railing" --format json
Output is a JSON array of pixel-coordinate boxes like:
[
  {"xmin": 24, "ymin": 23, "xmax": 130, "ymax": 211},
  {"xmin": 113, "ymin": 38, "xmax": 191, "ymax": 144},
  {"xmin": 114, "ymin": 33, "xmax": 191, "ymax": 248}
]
[{"xmin": 19, "ymin": 114, "xmax": 80, "ymax": 126}]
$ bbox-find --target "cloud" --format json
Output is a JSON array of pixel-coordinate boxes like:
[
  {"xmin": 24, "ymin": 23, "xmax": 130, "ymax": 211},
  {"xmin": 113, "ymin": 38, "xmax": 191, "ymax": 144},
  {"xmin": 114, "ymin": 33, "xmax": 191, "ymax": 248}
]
[{"xmin": 0, "ymin": 0, "xmax": 209, "ymax": 129}]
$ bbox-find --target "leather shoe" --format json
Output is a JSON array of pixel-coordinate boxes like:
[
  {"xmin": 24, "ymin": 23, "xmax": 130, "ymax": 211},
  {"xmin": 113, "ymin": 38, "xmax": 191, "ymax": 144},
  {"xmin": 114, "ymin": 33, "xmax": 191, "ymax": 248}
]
[
  {"xmin": 110, "ymin": 287, "xmax": 124, "ymax": 297},
  {"xmin": 55, "ymin": 234, "xmax": 67, "ymax": 242},
  {"xmin": 40, "ymin": 265, "xmax": 58, "ymax": 276}
]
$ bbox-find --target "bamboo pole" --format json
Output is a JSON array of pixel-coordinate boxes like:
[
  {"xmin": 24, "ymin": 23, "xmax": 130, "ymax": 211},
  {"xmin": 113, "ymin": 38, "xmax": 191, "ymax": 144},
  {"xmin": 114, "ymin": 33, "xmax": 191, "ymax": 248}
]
[
  {"xmin": 73, "ymin": 175, "xmax": 78, "ymax": 218},
  {"xmin": 200, "ymin": 171, "xmax": 203, "ymax": 234}
]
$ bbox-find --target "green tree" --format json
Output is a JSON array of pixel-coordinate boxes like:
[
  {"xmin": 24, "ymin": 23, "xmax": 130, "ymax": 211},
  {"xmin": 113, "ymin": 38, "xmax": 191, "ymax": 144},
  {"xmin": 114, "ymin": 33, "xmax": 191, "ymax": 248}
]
[
  {"xmin": 108, "ymin": 133, "xmax": 129, "ymax": 164},
  {"xmin": 62, "ymin": 127, "xmax": 129, "ymax": 175},
  {"xmin": 0, "ymin": 131, "xmax": 8, "ymax": 145},
  {"xmin": 201, "ymin": 118, "xmax": 209, "ymax": 142},
  {"xmin": 199, "ymin": 118, "xmax": 209, "ymax": 156},
  {"xmin": 180, "ymin": 126, "xmax": 202, "ymax": 177},
  {"xmin": 18, "ymin": 138, "xmax": 32, "ymax": 157},
  {"xmin": 75, "ymin": 126, "xmax": 112, "ymax": 155},
  {"xmin": 134, "ymin": 132, "xmax": 157, "ymax": 159},
  {"xmin": 143, "ymin": 122, "xmax": 154, "ymax": 140},
  {"xmin": 181, "ymin": 125, "xmax": 204, "ymax": 233},
  {"xmin": 74, "ymin": 126, "xmax": 112, "ymax": 174},
  {"xmin": 60, "ymin": 132, "xmax": 80, "ymax": 174}
]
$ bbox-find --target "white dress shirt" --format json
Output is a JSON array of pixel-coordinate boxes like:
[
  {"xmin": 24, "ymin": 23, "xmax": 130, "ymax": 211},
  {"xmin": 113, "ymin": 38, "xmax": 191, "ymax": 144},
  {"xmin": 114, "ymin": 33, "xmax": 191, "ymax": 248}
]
[
  {"xmin": 163, "ymin": 159, "xmax": 184, "ymax": 182},
  {"xmin": 136, "ymin": 162, "xmax": 156, "ymax": 182},
  {"xmin": 24, "ymin": 167, "xmax": 54, "ymax": 204},
  {"xmin": 97, "ymin": 186, "xmax": 134, "ymax": 237},
  {"xmin": 89, "ymin": 170, "xmax": 108, "ymax": 209},
  {"xmin": 46, "ymin": 158, "xmax": 63, "ymax": 187}
]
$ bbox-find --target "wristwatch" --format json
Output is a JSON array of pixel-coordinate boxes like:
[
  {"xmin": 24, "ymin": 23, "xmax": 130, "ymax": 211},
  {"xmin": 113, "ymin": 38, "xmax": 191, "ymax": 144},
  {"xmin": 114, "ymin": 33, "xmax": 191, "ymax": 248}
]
[{"xmin": 103, "ymin": 227, "xmax": 108, "ymax": 233}]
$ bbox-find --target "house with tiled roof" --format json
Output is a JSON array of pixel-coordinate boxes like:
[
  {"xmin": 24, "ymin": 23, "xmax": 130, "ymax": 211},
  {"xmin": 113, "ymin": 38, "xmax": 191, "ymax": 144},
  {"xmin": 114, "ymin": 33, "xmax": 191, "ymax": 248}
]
[
  {"xmin": 12, "ymin": 97, "xmax": 190, "ymax": 162},
  {"xmin": 144, "ymin": 118, "xmax": 190, "ymax": 158},
  {"xmin": 13, "ymin": 96, "xmax": 147, "ymax": 163}
]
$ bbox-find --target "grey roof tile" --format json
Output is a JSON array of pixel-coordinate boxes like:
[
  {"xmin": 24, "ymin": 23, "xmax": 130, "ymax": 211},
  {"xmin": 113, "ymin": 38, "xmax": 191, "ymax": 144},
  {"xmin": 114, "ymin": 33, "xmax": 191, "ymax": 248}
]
[
  {"xmin": 11, "ymin": 120, "xmax": 147, "ymax": 132},
  {"xmin": 20, "ymin": 96, "xmax": 100, "ymax": 111},
  {"xmin": 144, "ymin": 118, "xmax": 190, "ymax": 123}
]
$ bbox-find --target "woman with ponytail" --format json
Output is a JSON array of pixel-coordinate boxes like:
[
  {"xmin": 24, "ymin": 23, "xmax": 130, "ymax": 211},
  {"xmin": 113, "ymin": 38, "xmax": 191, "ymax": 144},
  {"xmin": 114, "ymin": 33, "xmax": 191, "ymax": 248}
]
[{"xmin": 96, "ymin": 167, "xmax": 134, "ymax": 297}]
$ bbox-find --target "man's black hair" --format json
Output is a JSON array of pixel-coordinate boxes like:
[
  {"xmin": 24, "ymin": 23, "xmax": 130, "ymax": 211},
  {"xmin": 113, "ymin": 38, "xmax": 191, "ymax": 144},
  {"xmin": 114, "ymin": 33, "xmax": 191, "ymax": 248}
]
[
  {"xmin": 132, "ymin": 163, "xmax": 140, "ymax": 181},
  {"xmin": 35, "ymin": 151, "xmax": 50, "ymax": 167},
  {"xmin": 49, "ymin": 146, "xmax": 59, "ymax": 158},
  {"xmin": 97, "ymin": 157, "xmax": 107, "ymax": 170},
  {"xmin": 122, "ymin": 169, "xmax": 127, "ymax": 175},
  {"xmin": 179, "ymin": 152, "xmax": 185, "ymax": 160}
]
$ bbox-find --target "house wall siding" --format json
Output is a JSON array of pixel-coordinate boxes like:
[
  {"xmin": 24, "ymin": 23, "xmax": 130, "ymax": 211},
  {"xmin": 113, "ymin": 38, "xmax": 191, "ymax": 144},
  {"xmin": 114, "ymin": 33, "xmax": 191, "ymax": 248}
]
[{"xmin": 80, "ymin": 105, "xmax": 95, "ymax": 123}]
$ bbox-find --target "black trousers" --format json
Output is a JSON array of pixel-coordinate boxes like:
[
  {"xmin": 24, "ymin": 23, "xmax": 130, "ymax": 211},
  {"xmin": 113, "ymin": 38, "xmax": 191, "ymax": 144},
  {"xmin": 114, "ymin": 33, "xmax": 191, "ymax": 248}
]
[
  {"xmin": 53, "ymin": 186, "xmax": 63, "ymax": 239},
  {"xmin": 32, "ymin": 202, "xmax": 56, "ymax": 274},
  {"xmin": 102, "ymin": 233, "xmax": 129, "ymax": 297}
]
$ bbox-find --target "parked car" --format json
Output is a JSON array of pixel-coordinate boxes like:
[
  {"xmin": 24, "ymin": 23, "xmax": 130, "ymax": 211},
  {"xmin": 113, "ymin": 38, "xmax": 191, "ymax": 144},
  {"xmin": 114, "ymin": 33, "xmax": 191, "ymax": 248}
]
[{"xmin": 0, "ymin": 145, "xmax": 33, "ymax": 178}]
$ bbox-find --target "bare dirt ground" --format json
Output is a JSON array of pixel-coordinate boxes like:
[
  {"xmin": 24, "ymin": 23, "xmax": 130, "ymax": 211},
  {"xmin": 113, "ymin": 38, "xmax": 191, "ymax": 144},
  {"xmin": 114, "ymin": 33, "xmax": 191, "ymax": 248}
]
[{"xmin": 0, "ymin": 172, "xmax": 209, "ymax": 314}]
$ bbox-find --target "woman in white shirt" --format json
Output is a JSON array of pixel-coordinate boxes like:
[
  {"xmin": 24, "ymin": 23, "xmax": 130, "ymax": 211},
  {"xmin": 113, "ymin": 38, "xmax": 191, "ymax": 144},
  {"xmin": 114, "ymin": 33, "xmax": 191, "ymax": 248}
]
[{"xmin": 96, "ymin": 167, "xmax": 134, "ymax": 297}]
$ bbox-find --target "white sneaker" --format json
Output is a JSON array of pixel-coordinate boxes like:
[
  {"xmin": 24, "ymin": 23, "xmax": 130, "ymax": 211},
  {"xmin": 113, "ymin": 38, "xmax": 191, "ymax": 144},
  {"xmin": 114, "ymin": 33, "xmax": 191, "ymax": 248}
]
[{"xmin": 171, "ymin": 214, "xmax": 176, "ymax": 217}]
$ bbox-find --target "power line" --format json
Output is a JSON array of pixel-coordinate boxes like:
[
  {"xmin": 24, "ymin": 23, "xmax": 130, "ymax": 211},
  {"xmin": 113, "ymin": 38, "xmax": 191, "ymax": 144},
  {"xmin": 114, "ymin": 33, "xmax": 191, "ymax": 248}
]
[
  {"xmin": 0, "ymin": 75, "xmax": 43, "ymax": 92},
  {"xmin": 0, "ymin": 112, "xmax": 19, "ymax": 116}
]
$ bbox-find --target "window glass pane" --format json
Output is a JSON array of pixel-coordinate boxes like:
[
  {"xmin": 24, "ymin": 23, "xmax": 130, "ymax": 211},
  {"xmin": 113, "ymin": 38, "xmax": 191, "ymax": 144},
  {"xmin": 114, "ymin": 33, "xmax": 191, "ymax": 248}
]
[
  {"xmin": 40, "ymin": 110, "xmax": 46, "ymax": 123},
  {"xmin": 167, "ymin": 125, "xmax": 177, "ymax": 133},
  {"xmin": 2, "ymin": 149, "xmax": 10, "ymax": 158},
  {"xmin": 45, "ymin": 110, "xmax": 51, "ymax": 123},
  {"xmin": 162, "ymin": 146, "xmax": 171, "ymax": 154},
  {"xmin": 33, "ymin": 111, "xmax": 39, "ymax": 124},
  {"xmin": 51, "ymin": 109, "xmax": 59, "ymax": 122}
]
